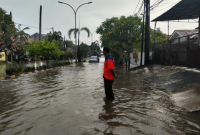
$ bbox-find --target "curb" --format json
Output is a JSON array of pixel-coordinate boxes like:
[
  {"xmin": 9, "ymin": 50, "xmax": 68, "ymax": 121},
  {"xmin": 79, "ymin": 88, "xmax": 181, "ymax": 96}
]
[{"xmin": 1, "ymin": 66, "xmax": 67, "ymax": 81}]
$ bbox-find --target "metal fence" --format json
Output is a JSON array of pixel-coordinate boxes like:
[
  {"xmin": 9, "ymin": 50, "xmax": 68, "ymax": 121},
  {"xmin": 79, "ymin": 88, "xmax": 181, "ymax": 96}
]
[{"xmin": 153, "ymin": 33, "xmax": 200, "ymax": 68}]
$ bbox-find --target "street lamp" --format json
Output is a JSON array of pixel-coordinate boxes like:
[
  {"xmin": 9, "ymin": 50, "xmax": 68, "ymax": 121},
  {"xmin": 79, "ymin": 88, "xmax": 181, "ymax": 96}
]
[
  {"xmin": 58, "ymin": 1, "xmax": 92, "ymax": 62},
  {"xmin": 90, "ymin": 31, "xmax": 96, "ymax": 44}
]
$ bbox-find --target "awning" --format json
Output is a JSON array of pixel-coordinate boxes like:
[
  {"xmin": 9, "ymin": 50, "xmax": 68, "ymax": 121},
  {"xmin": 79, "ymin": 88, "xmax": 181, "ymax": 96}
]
[{"xmin": 152, "ymin": 0, "xmax": 200, "ymax": 22}]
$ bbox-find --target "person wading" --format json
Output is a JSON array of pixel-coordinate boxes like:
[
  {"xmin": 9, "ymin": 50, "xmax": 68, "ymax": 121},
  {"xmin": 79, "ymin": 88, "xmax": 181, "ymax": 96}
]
[{"xmin": 103, "ymin": 47, "xmax": 117, "ymax": 100}]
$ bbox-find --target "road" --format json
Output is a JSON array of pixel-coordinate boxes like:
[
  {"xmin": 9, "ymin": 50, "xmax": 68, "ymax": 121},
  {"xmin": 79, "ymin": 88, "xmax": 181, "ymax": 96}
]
[{"xmin": 0, "ymin": 57, "xmax": 200, "ymax": 135}]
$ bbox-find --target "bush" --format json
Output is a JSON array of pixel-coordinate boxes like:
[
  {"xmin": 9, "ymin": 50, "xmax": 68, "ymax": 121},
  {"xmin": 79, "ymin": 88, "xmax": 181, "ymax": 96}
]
[
  {"xmin": 36, "ymin": 66, "xmax": 43, "ymax": 70},
  {"xmin": 83, "ymin": 60, "xmax": 87, "ymax": 62},
  {"xmin": 24, "ymin": 67, "xmax": 35, "ymax": 72},
  {"xmin": 42, "ymin": 65, "xmax": 47, "ymax": 70},
  {"xmin": 5, "ymin": 66, "xmax": 23, "ymax": 74},
  {"xmin": 51, "ymin": 61, "xmax": 70, "ymax": 68}
]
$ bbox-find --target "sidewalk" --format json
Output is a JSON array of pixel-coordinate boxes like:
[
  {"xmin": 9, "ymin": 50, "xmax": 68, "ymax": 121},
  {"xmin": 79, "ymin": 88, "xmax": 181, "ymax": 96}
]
[{"xmin": 142, "ymin": 65, "xmax": 200, "ymax": 112}]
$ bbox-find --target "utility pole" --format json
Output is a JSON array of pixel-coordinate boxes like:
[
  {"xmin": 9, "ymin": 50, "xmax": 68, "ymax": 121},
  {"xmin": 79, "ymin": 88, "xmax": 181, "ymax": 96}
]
[
  {"xmin": 64, "ymin": 35, "xmax": 65, "ymax": 50},
  {"xmin": 39, "ymin": 5, "xmax": 42, "ymax": 41},
  {"xmin": 140, "ymin": 1, "xmax": 145, "ymax": 66},
  {"xmin": 144, "ymin": 0, "xmax": 150, "ymax": 65},
  {"xmin": 52, "ymin": 27, "xmax": 54, "ymax": 33},
  {"xmin": 10, "ymin": 12, "xmax": 12, "ymax": 18}
]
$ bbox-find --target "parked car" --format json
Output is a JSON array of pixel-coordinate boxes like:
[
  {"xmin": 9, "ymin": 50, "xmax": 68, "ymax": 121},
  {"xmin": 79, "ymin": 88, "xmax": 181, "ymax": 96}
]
[{"xmin": 89, "ymin": 56, "xmax": 99, "ymax": 63}]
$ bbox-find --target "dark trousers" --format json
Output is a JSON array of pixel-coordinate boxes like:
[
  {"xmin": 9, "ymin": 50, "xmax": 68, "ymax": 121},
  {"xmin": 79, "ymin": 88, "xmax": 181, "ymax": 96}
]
[{"xmin": 104, "ymin": 77, "xmax": 114, "ymax": 99}]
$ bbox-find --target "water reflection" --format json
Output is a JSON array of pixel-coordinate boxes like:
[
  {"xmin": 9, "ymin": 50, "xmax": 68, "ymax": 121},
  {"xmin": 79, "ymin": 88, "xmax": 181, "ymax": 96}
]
[{"xmin": 0, "ymin": 59, "xmax": 200, "ymax": 135}]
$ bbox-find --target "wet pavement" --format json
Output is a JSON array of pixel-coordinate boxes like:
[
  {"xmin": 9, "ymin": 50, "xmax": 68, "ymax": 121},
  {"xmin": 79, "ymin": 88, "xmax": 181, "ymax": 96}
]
[{"xmin": 0, "ymin": 58, "xmax": 200, "ymax": 135}]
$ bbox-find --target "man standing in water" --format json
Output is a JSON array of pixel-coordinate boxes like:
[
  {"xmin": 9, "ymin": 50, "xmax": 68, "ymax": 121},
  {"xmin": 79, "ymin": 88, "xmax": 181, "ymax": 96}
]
[{"xmin": 103, "ymin": 47, "xmax": 117, "ymax": 100}]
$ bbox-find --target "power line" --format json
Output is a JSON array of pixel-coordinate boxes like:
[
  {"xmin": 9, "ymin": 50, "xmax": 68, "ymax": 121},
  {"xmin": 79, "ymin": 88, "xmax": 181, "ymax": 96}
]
[
  {"xmin": 14, "ymin": 23, "xmax": 54, "ymax": 32},
  {"xmin": 134, "ymin": 0, "xmax": 142, "ymax": 15},
  {"xmin": 137, "ymin": 0, "xmax": 144, "ymax": 16},
  {"xmin": 151, "ymin": 2, "xmax": 179, "ymax": 13},
  {"xmin": 14, "ymin": 23, "xmax": 38, "ymax": 29},
  {"xmin": 150, "ymin": 0, "xmax": 165, "ymax": 11}
]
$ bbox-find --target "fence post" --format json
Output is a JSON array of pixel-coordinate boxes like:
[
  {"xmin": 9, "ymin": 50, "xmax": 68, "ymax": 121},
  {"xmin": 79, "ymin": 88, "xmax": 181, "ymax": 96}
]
[
  {"xmin": 178, "ymin": 38, "xmax": 181, "ymax": 48},
  {"xmin": 187, "ymin": 35, "xmax": 189, "ymax": 50}
]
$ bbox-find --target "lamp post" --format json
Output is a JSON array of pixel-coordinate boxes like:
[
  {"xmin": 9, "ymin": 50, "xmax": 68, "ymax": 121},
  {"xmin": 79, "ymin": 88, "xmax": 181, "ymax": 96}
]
[
  {"xmin": 90, "ymin": 31, "xmax": 96, "ymax": 44},
  {"xmin": 58, "ymin": 1, "xmax": 92, "ymax": 62}
]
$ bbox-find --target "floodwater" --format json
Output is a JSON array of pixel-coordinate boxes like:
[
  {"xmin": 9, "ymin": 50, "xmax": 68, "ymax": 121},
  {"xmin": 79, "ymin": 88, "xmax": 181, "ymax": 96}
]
[{"xmin": 0, "ymin": 58, "xmax": 200, "ymax": 135}]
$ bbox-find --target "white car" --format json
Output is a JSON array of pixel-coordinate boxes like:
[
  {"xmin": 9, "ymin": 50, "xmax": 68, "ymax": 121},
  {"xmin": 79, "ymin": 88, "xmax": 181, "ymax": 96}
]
[{"xmin": 89, "ymin": 56, "xmax": 99, "ymax": 63}]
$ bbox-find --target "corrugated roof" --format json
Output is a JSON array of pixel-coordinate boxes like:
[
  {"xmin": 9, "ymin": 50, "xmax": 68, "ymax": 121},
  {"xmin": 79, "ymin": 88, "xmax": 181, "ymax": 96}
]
[
  {"xmin": 176, "ymin": 30, "xmax": 198, "ymax": 36},
  {"xmin": 152, "ymin": 0, "xmax": 200, "ymax": 22}
]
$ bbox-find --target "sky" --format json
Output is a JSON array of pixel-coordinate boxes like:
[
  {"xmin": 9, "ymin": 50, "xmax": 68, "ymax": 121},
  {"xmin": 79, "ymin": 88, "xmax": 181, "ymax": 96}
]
[{"xmin": 1, "ymin": 0, "xmax": 198, "ymax": 45}]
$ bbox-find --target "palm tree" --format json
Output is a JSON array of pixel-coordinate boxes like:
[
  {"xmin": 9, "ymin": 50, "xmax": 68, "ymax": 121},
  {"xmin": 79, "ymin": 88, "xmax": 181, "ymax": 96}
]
[
  {"xmin": 15, "ymin": 24, "xmax": 30, "ymax": 43},
  {"xmin": 68, "ymin": 27, "xmax": 90, "ymax": 62}
]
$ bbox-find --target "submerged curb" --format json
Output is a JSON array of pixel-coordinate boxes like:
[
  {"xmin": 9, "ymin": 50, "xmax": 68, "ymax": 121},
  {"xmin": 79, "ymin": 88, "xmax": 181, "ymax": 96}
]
[{"xmin": 0, "ymin": 66, "xmax": 67, "ymax": 81}]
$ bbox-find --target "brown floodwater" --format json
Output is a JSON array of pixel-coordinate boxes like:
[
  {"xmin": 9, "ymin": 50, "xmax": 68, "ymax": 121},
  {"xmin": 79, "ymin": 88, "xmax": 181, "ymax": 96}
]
[{"xmin": 0, "ymin": 57, "xmax": 200, "ymax": 135}]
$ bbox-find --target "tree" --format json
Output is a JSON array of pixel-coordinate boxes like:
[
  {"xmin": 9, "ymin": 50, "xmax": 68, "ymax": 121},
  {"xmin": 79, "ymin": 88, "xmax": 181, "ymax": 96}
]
[
  {"xmin": 132, "ymin": 48, "xmax": 139, "ymax": 66},
  {"xmin": 96, "ymin": 15, "xmax": 142, "ymax": 69},
  {"xmin": 12, "ymin": 24, "xmax": 30, "ymax": 61},
  {"xmin": 26, "ymin": 38, "xmax": 64, "ymax": 67},
  {"xmin": 46, "ymin": 31, "xmax": 64, "ymax": 51},
  {"xmin": 68, "ymin": 27, "xmax": 90, "ymax": 62},
  {"xmin": 64, "ymin": 50, "xmax": 76, "ymax": 59},
  {"xmin": 150, "ymin": 29, "xmax": 167, "ymax": 51},
  {"xmin": 90, "ymin": 40, "xmax": 101, "ymax": 56},
  {"xmin": 0, "ymin": 8, "xmax": 17, "ymax": 54},
  {"xmin": 15, "ymin": 24, "xmax": 30, "ymax": 42},
  {"xmin": 79, "ymin": 42, "xmax": 89, "ymax": 58}
]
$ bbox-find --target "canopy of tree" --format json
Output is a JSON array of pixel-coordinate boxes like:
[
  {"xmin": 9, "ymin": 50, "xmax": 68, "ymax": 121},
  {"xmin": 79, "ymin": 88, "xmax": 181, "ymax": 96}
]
[
  {"xmin": 0, "ymin": 8, "xmax": 17, "ymax": 52},
  {"xmin": 68, "ymin": 27, "xmax": 90, "ymax": 62},
  {"xmin": 26, "ymin": 38, "xmax": 64, "ymax": 60},
  {"xmin": 96, "ymin": 15, "xmax": 142, "ymax": 63},
  {"xmin": 96, "ymin": 15, "xmax": 167, "ymax": 63},
  {"xmin": 46, "ymin": 31, "xmax": 65, "ymax": 51}
]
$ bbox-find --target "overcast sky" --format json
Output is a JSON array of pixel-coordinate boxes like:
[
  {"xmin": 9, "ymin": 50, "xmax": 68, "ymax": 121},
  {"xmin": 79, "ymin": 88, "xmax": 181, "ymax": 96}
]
[{"xmin": 1, "ymin": 0, "xmax": 198, "ymax": 45}]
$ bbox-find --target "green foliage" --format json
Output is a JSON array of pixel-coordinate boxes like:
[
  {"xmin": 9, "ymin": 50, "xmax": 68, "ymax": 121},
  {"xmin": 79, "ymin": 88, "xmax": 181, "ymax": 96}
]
[
  {"xmin": 0, "ymin": 8, "xmax": 17, "ymax": 51},
  {"xmin": 132, "ymin": 49, "xmax": 139, "ymax": 66},
  {"xmin": 96, "ymin": 15, "xmax": 142, "ymax": 63},
  {"xmin": 15, "ymin": 24, "xmax": 30, "ymax": 42},
  {"xmin": 65, "ymin": 40, "xmax": 74, "ymax": 48},
  {"xmin": 80, "ymin": 42, "xmax": 89, "ymax": 57},
  {"xmin": 51, "ymin": 61, "xmax": 70, "ymax": 67},
  {"xmin": 68, "ymin": 27, "xmax": 90, "ymax": 39},
  {"xmin": 26, "ymin": 38, "xmax": 64, "ymax": 60},
  {"xmin": 150, "ymin": 29, "xmax": 167, "ymax": 50},
  {"xmin": 90, "ymin": 41, "xmax": 101, "ymax": 55},
  {"xmin": 46, "ymin": 31, "xmax": 64, "ymax": 51},
  {"xmin": 5, "ymin": 66, "xmax": 22, "ymax": 74},
  {"xmin": 65, "ymin": 50, "xmax": 76, "ymax": 59},
  {"xmin": 24, "ymin": 66, "xmax": 35, "ymax": 72}
]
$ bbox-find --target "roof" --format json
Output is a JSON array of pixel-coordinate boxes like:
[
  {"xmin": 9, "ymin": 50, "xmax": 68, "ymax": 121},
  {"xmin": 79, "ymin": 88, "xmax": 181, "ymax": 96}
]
[
  {"xmin": 152, "ymin": 0, "xmax": 200, "ymax": 22},
  {"xmin": 169, "ymin": 29, "xmax": 198, "ymax": 40},
  {"xmin": 176, "ymin": 30, "xmax": 198, "ymax": 36}
]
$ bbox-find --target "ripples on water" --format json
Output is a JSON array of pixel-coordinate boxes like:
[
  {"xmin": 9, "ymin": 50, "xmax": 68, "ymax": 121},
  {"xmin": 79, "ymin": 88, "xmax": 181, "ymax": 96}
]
[{"xmin": 0, "ymin": 59, "xmax": 200, "ymax": 135}]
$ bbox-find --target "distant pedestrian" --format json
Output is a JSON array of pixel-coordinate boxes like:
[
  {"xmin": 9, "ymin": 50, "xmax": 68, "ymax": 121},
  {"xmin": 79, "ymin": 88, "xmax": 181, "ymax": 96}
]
[{"xmin": 103, "ymin": 47, "xmax": 117, "ymax": 100}]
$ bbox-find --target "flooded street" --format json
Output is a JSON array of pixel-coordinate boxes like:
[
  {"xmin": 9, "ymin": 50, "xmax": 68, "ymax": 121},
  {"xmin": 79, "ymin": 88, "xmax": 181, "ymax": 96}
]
[{"xmin": 0, "ymin": 57, "xmax": 200, "ymax": 135}]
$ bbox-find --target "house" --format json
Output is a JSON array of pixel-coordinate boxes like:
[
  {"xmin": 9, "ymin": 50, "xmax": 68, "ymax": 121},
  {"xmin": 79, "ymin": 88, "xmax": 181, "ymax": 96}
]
[
  {"xmin": 169, "ymin": 29, "xmax": 198, "ymax": 43},
  {"xmin": 30, "ymin": 33, "xmax": 46, "ymax": 41}
]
